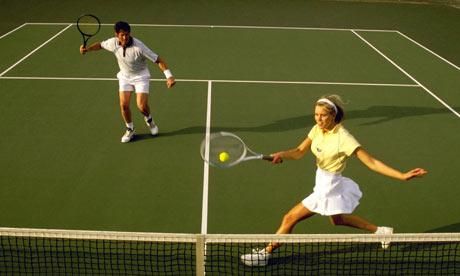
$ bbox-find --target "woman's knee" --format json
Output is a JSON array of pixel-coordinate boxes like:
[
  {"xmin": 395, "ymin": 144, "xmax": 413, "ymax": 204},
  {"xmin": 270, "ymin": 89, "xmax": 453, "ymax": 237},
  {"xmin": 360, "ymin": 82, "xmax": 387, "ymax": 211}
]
[
  {"xmin": 330, "ymin": 215, "xmax": 345, "ymax": 226},
  {"xmin": 282, "ymin": 210, "xmax": 302, "ymax": 227}
]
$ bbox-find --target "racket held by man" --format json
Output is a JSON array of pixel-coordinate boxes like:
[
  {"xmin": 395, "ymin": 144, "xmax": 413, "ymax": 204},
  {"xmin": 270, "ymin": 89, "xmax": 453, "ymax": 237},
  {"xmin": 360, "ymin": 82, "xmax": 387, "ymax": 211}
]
[
  {"xmin": 77, "ymin": 14, "xmax": 101, "ymax": 48},
  {"xmin": 200, "ymin": 132, "xmax": 275, "ymax": 168}
]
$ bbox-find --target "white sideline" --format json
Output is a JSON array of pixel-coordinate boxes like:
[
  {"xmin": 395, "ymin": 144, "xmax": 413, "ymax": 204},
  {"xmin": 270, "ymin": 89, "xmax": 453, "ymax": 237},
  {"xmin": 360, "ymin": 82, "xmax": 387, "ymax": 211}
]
[
  {"xmin": 0, "ymin": 23, "xmax": 27, "ymax": 40},
  {"xmin": 201, "ymin": 81, "xmax": 212, "ymax": 235},
  {"xmin": 396, "ymin": 31, "xmax": 460, "ymax": 71},
  {"xmin": 0, "ymin": 24, "xmax": 73, "ymax": 77},
  {"xmin": 352, "ymin": 30, "xmax": 460, "ymax": 119},
  {"xmin": 0, "ymin": 76, "xmax": 419, "ymax": 87}
]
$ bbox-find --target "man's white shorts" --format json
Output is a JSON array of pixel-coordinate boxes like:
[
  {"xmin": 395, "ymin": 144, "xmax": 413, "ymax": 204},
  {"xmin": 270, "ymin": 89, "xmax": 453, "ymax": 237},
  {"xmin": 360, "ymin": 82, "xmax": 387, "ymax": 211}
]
[{"xmin": 117, "ymin": 72, "xmax": 150, "ymax": 94}]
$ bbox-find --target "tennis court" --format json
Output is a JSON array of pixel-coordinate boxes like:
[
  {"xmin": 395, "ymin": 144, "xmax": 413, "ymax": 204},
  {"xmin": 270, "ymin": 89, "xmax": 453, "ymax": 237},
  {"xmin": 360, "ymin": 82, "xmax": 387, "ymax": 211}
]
[
  {"xmin": 1, "ymin": 1, "xmax": 460, "ymax": 273},
  {"xmin": 1, "ymin": 21, "xmax": 459, "ymax": 239}
]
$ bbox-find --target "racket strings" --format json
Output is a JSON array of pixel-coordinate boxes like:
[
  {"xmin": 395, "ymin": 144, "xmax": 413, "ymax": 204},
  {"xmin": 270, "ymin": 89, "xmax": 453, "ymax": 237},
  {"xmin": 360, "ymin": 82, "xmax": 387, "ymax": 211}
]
[
  {"xmin": 200, "ymin": 133, "xmax": 248, "ymax": 167},
  {"xmin": 77, "ymin": 15, "xmax": 100, "ymax": 36},
  {"xmin": 208, "ymin": 136, "xmax": 246, "ymax": 164}
]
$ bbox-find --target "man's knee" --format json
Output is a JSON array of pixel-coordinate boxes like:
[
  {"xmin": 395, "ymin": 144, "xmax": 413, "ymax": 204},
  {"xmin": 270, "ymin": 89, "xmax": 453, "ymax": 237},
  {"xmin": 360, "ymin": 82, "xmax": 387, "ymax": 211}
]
[{"xmin": 120, "ymin": 102, "xmax": 130, "ymax": 112}]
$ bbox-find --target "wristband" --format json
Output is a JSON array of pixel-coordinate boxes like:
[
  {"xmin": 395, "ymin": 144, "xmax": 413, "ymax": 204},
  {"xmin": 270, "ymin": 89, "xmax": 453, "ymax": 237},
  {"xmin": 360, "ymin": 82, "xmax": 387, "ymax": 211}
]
[{"xmin": 163, "ymin": 69, "xmax": 173, "ymax": 79}]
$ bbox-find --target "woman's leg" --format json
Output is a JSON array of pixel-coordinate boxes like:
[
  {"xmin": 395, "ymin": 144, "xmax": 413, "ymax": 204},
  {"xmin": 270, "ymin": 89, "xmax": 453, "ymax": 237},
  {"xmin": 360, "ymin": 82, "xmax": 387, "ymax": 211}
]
[
  {"xmin": 329, "ymin": 214, "xmax": 377, "ymax": 233},
  {"xmin": 267, "ymin": 203, "xmax": 316, "ymax": 253}
]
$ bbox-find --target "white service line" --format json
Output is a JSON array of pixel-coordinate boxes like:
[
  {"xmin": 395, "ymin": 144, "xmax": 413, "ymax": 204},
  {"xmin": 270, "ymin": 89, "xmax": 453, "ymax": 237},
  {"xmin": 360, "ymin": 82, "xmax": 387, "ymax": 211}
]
[
  {"xmin": 201, "ymin": 81, "xmax": 212, "ymax": 235},
  {"xmin": 0, "ymin": 24, "xmax": 73, "ymax": 77},
  {"xmin": 0, "ymin": 76, "xmax": 117, "ymax": 81},
  {"xmin": 352, "ymin": 30, "xmax": 460, "ymax": 118},
  {"xmin": 396, "ymin": 31, "xmax": 460, "ymax": 71},
  {"xmin": 0, "ymin": 23, "xmax": 28, "ymax": 40},
  {"xmin": 0, "ymin": 76, "xmax": 419, "ymax": 88}
]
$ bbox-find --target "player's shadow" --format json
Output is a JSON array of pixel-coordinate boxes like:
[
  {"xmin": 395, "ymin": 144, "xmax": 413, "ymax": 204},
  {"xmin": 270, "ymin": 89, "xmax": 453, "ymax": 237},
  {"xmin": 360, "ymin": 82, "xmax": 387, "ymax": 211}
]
[
  {"xmin": 426, "ymin": 223, "xmax": 460, "ymax": 233},
  {"xmin": 160, "ymin": 105, "xmax": 457, "ymax": 137},
  {"xmin": 346, "ymin": 105, "xmax": 458, "ymax": 126},
  {"xmin": 129, "ymin": 133, "xmax": 156, "ymax": 142}
]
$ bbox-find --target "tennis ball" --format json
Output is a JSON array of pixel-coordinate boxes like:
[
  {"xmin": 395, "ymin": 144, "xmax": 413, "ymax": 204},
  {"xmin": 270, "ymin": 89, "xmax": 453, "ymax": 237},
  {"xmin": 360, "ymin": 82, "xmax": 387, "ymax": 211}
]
[{"xmin": 219, "ymin": 151, "xmax": 230, "ymax": 162}]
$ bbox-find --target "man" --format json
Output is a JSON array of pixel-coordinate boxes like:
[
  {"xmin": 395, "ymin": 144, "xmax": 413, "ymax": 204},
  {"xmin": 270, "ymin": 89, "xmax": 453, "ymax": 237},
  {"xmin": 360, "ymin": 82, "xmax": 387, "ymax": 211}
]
[{"xmin": 80, "ymin": 21, "xmax": 175, "ymax": 143}]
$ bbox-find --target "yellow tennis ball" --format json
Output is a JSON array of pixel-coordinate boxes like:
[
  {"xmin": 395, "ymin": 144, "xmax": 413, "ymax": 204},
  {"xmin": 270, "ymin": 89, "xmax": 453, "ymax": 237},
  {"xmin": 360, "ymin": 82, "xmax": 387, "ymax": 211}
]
[{"xmin": 219, "ymin": 151, "xmax": 230, "ymax": 162}]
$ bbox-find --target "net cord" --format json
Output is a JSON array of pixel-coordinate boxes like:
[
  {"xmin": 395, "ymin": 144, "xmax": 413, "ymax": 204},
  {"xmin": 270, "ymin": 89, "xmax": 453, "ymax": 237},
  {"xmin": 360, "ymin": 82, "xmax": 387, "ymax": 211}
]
[{"xmin": 1, "ymin": 227, "xmax": 460, "ymax": 243}]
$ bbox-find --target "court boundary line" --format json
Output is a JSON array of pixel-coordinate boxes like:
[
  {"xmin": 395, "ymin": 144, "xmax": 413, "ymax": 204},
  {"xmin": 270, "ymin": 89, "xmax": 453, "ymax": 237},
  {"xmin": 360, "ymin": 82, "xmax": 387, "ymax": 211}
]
[
  {"xmin": 352, "ymin": 30, "xmax": 460, "ymax": 118},
  {"xmin": 0, "ymin": 24, "xmax": 73, "ymax": 77},
  {"xmin": 0, "ymin": 23, "xmax": 27, "ymax": 40},
  {"xmin": 201, "ymin": 81, "xmax": 212, "ymax": 235},
  {"xmin": 23, "ymin": 22, "xmax": 397, "ymax": 33},
  {"xmin": 3, "ymin": 22, "xmax": 457, "ymax": 71},
  {"xmin": 0, "ymin": 76, "xmax": 420, "ymax": 87},
  {"xmin": 396, "ymin": 31, "xmax": 460, "ymax": 71}
]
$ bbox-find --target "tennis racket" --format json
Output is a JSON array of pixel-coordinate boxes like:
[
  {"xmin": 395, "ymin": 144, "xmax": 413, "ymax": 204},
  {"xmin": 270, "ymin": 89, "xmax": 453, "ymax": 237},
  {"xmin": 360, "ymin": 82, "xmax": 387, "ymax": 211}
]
[
  {"xmin": 77, "ymin": 14, "xmax": 101, "ymax": 48},
  {"xmin": 200, "ymin": 132, "xmax": 274, "ymax": 168}
]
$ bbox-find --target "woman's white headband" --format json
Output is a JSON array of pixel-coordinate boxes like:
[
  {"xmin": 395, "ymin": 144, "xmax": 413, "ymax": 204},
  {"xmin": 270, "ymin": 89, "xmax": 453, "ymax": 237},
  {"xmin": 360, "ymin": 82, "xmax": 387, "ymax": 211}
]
[{"xmin": 317, "ymin": 98, "xmax": 338, "ymax": 114}]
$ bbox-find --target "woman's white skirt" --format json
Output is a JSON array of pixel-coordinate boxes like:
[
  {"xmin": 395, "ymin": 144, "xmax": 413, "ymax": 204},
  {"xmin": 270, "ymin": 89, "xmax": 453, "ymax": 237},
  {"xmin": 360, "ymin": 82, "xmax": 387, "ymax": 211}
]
[{"xmin": 302, "ymin": 168, "xmax": 362, "ymax": 216}]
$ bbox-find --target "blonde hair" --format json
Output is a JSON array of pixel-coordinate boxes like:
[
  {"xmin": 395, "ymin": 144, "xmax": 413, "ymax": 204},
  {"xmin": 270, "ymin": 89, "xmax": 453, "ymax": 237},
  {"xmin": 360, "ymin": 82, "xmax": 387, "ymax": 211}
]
[{"xmin": 316, "ymin": 94, "xmax": 345, "ymax": 123}]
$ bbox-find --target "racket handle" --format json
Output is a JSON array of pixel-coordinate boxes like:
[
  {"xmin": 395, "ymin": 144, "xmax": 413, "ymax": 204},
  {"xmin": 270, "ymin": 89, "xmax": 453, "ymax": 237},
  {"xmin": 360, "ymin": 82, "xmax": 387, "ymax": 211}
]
[{"xmin": 263, "ymin": 155, "xmax": 283, "ymax": 163}]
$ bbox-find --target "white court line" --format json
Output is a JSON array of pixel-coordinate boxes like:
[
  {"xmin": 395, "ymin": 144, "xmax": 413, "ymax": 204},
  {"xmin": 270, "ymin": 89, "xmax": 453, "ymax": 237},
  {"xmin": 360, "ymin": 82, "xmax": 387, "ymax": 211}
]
[
  {"xmin": 0, "ymin": 23, "xmax": 27, "ymax": 40},
  {"xmin": 24, "ymin": 22, "xmax": 397, "ymax": 33},
  {"xmin": 396, "ymin": 31, "xmax": 460, "ymax": 71},
  {"xmin": 0, "ymin": 76, "xmax": 118, "ymax": 81},
  {"xmin": 201, "ymin": 81, "xmax": 212, "ymax": 235},
  {"xmin": 25, "ymin": 22, "xmax": 72, "ymax": 26},
  {"xmin": 0, "ymin": 76, "xmax": 419, "ymax": 88},
  {"xmin": 129, "ymin": 24, "xmax": 398, "ymax": 33},
  {"xmin": 352, "ymin": 30, "xmax": 460, "ymax": 118},
  {"xmin": 20, "ymin": 22, "xmax": 458, "ymax": 70},
  {"xmin": 0, "ymin": 24, "xmax": 73, "ymax": 77}
]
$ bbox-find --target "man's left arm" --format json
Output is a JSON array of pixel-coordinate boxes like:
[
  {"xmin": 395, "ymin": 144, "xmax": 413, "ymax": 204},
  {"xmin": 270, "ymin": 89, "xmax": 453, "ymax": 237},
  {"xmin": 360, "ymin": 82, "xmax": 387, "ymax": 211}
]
[{"xmin": 156, "ymin": 57, "xmax": 175, "ymax": 88}]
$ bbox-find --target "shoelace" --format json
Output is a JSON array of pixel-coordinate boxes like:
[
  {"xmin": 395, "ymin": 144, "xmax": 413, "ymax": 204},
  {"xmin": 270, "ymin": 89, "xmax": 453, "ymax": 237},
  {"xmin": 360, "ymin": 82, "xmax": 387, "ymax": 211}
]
[{"xmin": 252, "ymin": 248, "xmax": 266, "ymax": 254}]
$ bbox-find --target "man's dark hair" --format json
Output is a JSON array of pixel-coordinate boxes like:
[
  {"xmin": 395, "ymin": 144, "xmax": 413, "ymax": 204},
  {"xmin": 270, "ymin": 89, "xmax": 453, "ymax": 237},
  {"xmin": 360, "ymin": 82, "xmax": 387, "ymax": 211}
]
[{"xmin": 114, "ymin": 21, "xmax": 131, "ymax": 33}]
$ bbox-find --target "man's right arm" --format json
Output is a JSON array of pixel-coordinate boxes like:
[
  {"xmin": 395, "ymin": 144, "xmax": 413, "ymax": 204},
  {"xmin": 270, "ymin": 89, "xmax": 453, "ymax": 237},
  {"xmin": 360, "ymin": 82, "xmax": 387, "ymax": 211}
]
[{"xmin": 80, "ymin": 42, "xmax": 102, "ymax": 55}]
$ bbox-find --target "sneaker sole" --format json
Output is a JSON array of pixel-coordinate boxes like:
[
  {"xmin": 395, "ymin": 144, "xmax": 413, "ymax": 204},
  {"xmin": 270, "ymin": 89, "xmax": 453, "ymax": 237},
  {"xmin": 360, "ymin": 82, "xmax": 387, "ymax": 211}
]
[{"xmin": 121, "ymin": 133, "xmax": 135, "ymax": 143}]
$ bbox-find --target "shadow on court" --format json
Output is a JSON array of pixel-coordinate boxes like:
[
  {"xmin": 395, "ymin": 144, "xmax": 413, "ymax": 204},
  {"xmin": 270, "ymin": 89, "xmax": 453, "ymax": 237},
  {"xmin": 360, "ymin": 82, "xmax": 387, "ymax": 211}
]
[
  {"xmin": 158, "ymin": 105, "xmax": 457, "ymax": 138},
  {"xmin": 427, "ymin": 223, "xmax": 460, "ymax": 233}
]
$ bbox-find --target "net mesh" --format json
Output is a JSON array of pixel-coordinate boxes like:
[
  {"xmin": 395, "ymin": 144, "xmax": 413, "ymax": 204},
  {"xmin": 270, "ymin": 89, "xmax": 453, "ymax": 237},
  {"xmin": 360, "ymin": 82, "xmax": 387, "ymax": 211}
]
[{"xmin": 1, "ymin": 228, "xmax": 459, "ymax": 275}]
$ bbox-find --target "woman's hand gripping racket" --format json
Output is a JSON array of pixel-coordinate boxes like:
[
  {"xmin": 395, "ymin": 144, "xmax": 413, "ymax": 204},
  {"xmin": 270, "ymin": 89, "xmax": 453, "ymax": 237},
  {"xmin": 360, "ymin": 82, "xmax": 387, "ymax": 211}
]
[
  {"xmin": 77, "ymin": 14, "xmax": 101, "ymax": 50},
  {"xmin": 200, "ymin": 132, "xmax": 276, "ymax": 168}
]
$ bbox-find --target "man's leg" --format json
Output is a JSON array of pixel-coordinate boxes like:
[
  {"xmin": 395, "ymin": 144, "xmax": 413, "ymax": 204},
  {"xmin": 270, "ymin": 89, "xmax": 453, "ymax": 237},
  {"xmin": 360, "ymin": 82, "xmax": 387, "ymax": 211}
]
[
  {"xmin": 136, "ymin": 92, "xmax": 150, "ymax": 117},
  {"xmin": 137, "ymin": 93, "xmax": 158, "ymax": 136},
  {"xmin": 119, "ymin": 91, "xmax": 135, "ymax": 143}
]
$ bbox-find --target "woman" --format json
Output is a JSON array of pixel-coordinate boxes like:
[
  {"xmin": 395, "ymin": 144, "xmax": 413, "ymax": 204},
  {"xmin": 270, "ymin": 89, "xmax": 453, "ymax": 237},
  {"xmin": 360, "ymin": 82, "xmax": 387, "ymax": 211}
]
[{"xmin": 241, "ymin": 95, "xmax": 427, "ymax": 266}]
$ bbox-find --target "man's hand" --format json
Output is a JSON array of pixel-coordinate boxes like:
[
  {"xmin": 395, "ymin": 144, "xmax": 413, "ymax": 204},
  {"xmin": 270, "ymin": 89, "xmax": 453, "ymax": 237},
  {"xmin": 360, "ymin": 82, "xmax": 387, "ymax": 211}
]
[
  {"xmin": 166, "ymin": 77, "xmax": 176, "ymax": 88},
  {"xmin": 80, "ymin": 45, "xmax": 87, "ymax": 55}
]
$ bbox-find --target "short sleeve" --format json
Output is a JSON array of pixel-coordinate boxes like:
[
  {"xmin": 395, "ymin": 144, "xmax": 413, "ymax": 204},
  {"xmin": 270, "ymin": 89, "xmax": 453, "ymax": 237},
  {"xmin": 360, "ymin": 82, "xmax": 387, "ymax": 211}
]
[
  {"xmin": 307, "ymin": 125, "xmax": 318, "ymax": 140},
  {"xmin": 341, "ymin": 129, "xmax": 361, "ymax": 156},
  {"xmin": 100, "ymin": 37, "xmax": 117, "ymax": 52},
  {"xmin": 136, "ymin": 39, "xmax": 158, "ymax": 63}
]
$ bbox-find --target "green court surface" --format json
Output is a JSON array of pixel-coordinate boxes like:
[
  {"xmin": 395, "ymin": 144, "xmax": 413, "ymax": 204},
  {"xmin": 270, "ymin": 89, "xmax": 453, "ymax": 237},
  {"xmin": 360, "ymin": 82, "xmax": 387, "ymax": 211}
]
[{"xmin": 0, "ymin": 1, "xmax": 459, "ymax": 238}]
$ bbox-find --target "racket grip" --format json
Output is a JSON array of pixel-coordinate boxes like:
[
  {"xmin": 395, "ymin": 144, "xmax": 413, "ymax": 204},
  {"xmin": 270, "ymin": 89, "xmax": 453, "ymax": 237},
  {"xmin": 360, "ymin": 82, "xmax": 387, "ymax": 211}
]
[
  {"xmin": 262, "ymin": 155, "xmax": 273, "ymax": 161},
  {"xmin": 262, "ymin": 155, "xmax": 283, "ymax": 163}
]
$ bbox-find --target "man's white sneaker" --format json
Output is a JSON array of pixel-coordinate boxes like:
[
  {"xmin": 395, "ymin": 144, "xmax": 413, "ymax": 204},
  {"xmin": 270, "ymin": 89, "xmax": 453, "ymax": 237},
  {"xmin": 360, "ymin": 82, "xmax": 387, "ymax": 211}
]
[
  {"xmin": 375, "ymin": 226, "xmax": 393, "ymax": 249},
  {"xmin": 145, "ymin": 117, "xmax": 159, "ymax": 136},
  {"xmin": 121, "ymin": 128, "xmax": 135, "ymax": 143},
  {"xmin": 240, "ymin": 248, "xmax": 271, "ymax": 267}
]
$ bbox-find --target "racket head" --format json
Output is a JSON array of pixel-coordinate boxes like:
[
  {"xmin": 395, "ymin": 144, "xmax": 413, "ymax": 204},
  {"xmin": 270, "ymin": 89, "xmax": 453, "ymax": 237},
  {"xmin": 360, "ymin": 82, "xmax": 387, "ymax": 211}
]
[
  {"xmin": 77, "ymin": 14, "xmax": 101, "ymax": 47},
  {"xmin": 200, "ymin": 132, "xmax": 248, "ymax": 168}
]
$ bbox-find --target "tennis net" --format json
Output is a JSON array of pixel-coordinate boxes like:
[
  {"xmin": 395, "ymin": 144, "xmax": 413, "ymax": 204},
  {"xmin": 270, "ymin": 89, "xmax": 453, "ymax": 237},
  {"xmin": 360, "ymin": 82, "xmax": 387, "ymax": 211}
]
[{"xmin": 1, "ymin": 227, "xmax": 459, "ymax": 275}]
